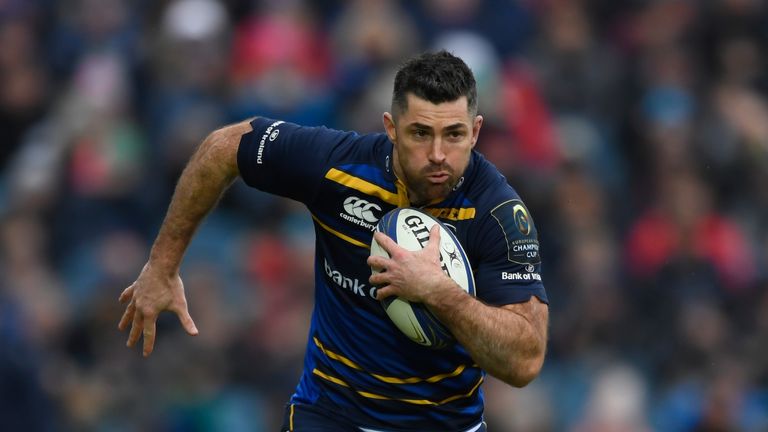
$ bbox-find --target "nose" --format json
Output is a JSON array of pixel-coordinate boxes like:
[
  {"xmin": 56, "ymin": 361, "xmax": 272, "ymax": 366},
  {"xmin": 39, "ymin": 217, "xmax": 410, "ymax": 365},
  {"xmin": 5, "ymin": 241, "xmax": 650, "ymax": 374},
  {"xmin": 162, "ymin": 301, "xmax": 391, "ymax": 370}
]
[{"xmin": 428, "ymin": 139, "xmax": 446, "ymax": 165}]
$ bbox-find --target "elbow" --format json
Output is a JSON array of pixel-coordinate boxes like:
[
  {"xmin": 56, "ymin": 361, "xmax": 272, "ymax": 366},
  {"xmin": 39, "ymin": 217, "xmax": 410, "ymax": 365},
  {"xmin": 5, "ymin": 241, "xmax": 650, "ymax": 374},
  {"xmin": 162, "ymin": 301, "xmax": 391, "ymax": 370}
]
[
  {"xmin": 507, "ymin": 362, "xmax": 541, "ymax": 388},
  {"xmin": 510, "ymin": 363, "xmax": 544, "ymax": 388},
  {"xmin": 500, "ymin": 349, "xmax": 546, "ymax": 388}
]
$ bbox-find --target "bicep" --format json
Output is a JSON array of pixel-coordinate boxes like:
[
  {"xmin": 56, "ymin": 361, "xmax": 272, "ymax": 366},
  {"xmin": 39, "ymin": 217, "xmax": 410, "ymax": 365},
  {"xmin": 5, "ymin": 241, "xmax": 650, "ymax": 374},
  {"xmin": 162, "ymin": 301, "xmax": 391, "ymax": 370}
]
[{"xmin": 200, "ymin": 119, "xmax": 254, "ymax": 179}]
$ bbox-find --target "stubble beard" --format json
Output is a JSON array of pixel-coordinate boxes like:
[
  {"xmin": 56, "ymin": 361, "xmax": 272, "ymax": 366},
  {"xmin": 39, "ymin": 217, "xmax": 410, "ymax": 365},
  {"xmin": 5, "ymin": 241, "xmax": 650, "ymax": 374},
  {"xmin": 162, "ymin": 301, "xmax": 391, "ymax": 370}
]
[{"xmin": 406, "ymin": 164, "xmax": 457, "ymax": 207}]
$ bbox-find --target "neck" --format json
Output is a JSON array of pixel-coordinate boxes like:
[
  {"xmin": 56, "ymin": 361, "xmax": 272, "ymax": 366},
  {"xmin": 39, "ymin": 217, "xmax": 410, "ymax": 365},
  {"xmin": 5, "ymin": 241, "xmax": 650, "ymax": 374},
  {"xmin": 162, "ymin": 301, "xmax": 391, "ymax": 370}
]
[{"xmin": 391, "ymin": 149, "xmax": 419, "ymax": 206}]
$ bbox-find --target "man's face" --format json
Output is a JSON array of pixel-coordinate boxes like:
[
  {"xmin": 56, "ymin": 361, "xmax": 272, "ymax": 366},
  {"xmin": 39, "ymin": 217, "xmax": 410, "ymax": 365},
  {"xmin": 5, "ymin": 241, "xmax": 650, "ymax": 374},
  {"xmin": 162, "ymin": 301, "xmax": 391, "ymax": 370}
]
[{"xmin": 383, "ymin": 94, "xmax": 483, "ymax": 206}]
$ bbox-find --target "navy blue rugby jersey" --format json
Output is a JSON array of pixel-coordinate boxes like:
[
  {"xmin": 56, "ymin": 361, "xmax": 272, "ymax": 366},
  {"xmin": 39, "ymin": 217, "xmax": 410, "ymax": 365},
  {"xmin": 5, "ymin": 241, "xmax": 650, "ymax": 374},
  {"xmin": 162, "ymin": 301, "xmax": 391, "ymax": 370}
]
[{"xmin": 237, "ymin": 117, "xmax": 548, "ymax": 431}]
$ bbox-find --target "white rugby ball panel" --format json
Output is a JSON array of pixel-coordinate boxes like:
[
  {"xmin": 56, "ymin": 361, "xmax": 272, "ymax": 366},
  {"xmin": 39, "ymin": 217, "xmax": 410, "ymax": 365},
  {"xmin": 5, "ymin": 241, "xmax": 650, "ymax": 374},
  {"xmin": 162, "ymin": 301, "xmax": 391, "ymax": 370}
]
[
  {"xmin": 381, "ymin": 297, "xmax": 432, "ymax": 346},
  {"xmin": 370, "ymin": 208, "xmax": 475, "ymax": 348}
]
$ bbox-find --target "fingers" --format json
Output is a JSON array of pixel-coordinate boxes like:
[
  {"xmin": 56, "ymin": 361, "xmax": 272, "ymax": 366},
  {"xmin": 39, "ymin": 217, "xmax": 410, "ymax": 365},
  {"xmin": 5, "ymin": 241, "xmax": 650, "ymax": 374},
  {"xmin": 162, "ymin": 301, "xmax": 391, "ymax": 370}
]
[
  {"xmin": 367, "ymin": 254, "xmax": 388, "ymax": 271},
  {"xmin": 123, "ymin": 305, "xmax": 196, "ymax": 356},
  {"xmin": 175, "ymin": 305, "xmax": 199, "ymax": 336},
  {"xmin": 427, "ymin": 224, "xmax": 441, "ymax": 251},
  {"xmin": 373, "ymin": 232, "xmax": 401, "ymax": 256},
  {"xmin": 118, "ymin": 301, "xmax": 135, "ymax": 331},
  {"xmin": 142, "ymin": 314, "xmax": 156, "ymax": 357},
  {"xmin": 127, "ymin": 311, "xmax": 144, "ymax": 348},
  {"xmin": 375, "ymin": 285, "xmax": 395, "ymax": 301},
  {"xmin": 374, "ymin": 225, "xmax": 441, "ymax": 256},
  {"xmin": 368, "ymin": 224, "xmax": 443, "ymax": 282},
  {"xmin": 369, "ymin": 270, "xmax": 386, "ymax": 286},
  {"xmin": 119, "ymin": 285, "xmax": 134, "ymax": 304}
]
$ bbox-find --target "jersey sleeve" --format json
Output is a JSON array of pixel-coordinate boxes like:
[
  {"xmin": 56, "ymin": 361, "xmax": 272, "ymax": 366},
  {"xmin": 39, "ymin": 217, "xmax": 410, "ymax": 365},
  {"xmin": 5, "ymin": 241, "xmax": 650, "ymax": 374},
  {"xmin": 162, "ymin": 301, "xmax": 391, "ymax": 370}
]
[
  {"xmin": 237, "ymin": 117, "xmax": 359, "ymax": 203},
  {"xmin": 471, "ymin": 199, "xmax": 549, "ymax": 306}
]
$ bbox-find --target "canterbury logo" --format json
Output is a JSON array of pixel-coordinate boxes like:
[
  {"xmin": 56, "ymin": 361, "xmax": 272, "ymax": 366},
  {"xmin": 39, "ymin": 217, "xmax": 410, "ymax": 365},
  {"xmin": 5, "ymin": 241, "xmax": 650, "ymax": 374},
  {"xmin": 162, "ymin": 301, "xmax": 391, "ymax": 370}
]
[{"xmin": 343, "ymin": 197, "xmax": 381, "ymax": 223}]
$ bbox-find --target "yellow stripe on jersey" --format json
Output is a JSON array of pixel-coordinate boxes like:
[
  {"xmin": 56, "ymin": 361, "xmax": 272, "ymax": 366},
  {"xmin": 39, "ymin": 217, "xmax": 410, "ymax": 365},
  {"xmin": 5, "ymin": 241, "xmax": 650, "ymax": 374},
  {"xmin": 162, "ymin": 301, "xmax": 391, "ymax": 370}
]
[
  {"xmin": 311, "ymin": 214, "xmax": 370, "ymax": 249},
  {"xmin": 313, "ymin": 337, "xmax": 469, "ymax": 384},
  {"xmin": 314, "ymin": 337, "xmax": 363, "ymax": 370},
  {"xmin": 424, "ymin": 207, "xmax": 477, "ymax": 221},
  {"xmin": 289, "ymin": 403, "xmax": 295, "ymax": 431},
  {"xmin": 313, "ymin": 368, "xmax": 349, "ymax": 387},
  {"xmin": 312, "ymin": 368, "xmax": 484, "ymax": 406},
  {"xmin": 326, "ymin": 168, "xmax": 409, "ymax": 207}
]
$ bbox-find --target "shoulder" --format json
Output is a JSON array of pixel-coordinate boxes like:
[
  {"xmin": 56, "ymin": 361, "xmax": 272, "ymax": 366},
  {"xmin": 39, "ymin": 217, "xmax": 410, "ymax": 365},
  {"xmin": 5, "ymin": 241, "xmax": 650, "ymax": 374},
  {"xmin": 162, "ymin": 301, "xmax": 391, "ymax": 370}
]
[
  {"xmin": 464, "ymin": 153, "xmax": 541, "ymax": 264},
  {"xmin": 237, "ymin": 117, "xmax": 392, "ymax": 201},
  {"xmin": 243, "ymin": 117, "xmax": 390, "ymax": 163},
  {"xmin": 456, "ymin": 153, "xmax": 548, "ymax": 306},
  {"xmin": 464, "ymin": 151, "xmax": 524, "ymax": 212}
]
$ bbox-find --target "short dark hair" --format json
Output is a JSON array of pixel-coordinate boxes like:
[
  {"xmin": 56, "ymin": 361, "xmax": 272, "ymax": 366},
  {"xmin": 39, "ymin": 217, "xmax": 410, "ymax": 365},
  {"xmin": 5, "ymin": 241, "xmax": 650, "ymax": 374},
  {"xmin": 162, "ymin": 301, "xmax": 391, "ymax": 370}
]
[{"xmin": 391, "ymin": 50, "xmax": 478, "ymax": 118}]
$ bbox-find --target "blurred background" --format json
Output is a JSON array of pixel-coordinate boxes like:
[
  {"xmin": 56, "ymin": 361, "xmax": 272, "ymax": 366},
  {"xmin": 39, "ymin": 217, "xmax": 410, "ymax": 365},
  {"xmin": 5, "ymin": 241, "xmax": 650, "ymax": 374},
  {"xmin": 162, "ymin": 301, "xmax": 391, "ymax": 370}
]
[{"xmin": 1, "ymin": 0, "xmax": 767, "ymax": 430}]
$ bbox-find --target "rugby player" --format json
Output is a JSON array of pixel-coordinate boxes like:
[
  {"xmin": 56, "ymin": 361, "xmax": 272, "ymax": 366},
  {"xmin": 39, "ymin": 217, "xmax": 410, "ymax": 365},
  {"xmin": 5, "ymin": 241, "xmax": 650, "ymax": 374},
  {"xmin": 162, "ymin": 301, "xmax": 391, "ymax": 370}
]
[{"xmin": 118, "ymin": 51, "xmax": 549, "ymax": 432}]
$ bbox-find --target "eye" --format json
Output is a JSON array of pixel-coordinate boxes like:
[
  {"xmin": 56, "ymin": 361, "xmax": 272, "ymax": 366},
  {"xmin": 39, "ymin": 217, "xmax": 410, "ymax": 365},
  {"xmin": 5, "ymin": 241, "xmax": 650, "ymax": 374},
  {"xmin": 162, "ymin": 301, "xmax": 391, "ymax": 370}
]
[
  {"xmin": 447, "ymin": 130, "xmax": 466, "ymax": 141},
  {"xmin": 413, "ymin": 129, "xmax": 429, "ymax": 139}
]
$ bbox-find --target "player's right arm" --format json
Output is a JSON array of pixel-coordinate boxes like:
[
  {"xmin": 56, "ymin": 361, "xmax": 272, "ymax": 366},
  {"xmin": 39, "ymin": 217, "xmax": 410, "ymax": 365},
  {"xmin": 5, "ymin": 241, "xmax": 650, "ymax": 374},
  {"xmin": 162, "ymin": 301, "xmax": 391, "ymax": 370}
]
[{"xmin": 118, "ymin": 120, "xmax": 252, "ymax": 357}]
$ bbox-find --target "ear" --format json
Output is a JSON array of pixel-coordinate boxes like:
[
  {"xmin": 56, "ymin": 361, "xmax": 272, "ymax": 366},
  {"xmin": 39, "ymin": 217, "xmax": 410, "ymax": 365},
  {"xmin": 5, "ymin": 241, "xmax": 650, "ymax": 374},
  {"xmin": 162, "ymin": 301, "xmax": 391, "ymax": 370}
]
[
  {"xmin": 383, "ymin": 112, "xmax": 397, "ymax": 143},
  {"xmin": 471, "ymin": 115, "xmax": 483, "ymax": 149}
]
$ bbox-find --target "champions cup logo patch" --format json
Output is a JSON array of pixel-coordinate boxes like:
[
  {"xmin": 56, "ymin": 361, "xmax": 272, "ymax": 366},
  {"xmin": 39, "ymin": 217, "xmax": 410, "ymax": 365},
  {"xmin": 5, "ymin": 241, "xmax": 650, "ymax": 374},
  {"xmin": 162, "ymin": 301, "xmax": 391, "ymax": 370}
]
[
  {"xmin": 513, "ymin": 204, "xmax": 531, "ymax": 235},
  {"xmin": 491, "ymin": 199, "xmax": 541, "ymax": 265}
]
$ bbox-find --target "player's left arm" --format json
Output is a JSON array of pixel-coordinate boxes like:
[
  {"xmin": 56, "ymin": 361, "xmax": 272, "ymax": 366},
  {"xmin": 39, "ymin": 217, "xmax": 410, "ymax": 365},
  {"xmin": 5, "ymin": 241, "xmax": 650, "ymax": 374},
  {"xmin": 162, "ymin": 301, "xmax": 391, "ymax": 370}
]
[
  {"xmin": 428, "ymin": 281, "xmax": 548, "ymax": 387},
  {"xmin": 368, "ymin": 226, "xmax": 547, "ymax": 387}
]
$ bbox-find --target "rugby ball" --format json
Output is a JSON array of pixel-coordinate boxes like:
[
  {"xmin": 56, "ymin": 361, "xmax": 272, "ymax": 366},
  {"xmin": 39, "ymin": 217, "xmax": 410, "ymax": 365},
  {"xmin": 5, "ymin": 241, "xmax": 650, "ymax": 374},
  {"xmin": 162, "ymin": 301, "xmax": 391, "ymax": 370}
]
[{"xmin": 370, "ymin": 208, "xmax": 475, "ymax": 349}]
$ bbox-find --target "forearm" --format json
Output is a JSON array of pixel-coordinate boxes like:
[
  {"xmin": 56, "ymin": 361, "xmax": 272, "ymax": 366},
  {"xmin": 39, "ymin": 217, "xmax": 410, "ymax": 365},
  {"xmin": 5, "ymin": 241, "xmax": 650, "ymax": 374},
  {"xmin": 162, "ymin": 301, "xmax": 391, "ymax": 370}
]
[
  {"xmin": 427, "ymin": 285, "xmax": 548, "ymax": 387},
  {"xmin": 149, "ymin": 122, "xmax": 249, "ymax": 273}
]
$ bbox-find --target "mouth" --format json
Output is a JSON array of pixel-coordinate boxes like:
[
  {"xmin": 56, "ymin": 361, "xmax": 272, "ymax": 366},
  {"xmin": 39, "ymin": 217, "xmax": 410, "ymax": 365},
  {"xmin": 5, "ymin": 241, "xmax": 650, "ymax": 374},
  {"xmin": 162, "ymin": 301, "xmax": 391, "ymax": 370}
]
[{"xmin": 426, "ymin": 172, "xmax": 450, "ymax": 184}]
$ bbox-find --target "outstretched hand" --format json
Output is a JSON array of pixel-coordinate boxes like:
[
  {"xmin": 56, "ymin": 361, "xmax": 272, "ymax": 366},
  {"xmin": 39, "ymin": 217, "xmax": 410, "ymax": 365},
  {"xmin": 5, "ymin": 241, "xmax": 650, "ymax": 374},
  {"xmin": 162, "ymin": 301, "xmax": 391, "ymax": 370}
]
[
  {"xmin": 118, "ymin": 263, "xmax": 198, "ymax": 357},
  {"xmin": 367, "ymin": 225, "xmax": 454, "ymax": 304}
]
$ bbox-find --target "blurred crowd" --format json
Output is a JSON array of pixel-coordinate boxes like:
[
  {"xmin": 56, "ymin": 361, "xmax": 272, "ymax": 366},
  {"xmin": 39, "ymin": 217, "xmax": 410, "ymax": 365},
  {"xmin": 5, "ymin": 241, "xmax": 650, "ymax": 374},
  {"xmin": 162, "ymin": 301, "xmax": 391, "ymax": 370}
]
[{"xmin": 1, "ymin": 0, "xmax": 767, "ymax": 430}]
